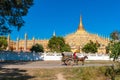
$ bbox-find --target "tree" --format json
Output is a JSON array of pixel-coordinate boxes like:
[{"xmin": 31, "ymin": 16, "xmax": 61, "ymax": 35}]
[
  {"xmin": 0, "ymin": 0, "xmax": 33, "ymax": 35},
  {"xmin": 106, "ymin": 44, "xmax": 110, "ymax": 54},
  {"xmin": 109, "ymin": 42, "xmax": 120, "ymax": 61},
  {"xmin": 82, "ymin": 40, "xmax": 100, "ymax": 53},
  {"xmin": 48, "ymin": 36, "xmax": 71, "ymax": 52},
  {"xmin": 110, "ymin": 31, "xmax": 120, "ymax": 41},
  {"xmin": 0, "ymin": 36, "xmax": 7, "ymax": 50},
  {"xmin": 106, "ymin": 40, "xmax": 114, "ymax": 54},
  {"xmin": 107, "ymin": 31, "xmax": 120, "ymax": 61},
  {"xmin": 61, "ymin": 44, "xmax": 71, "ymax": 52},
  {"xmin": 30, "ymin": 44, "xmax": 44, "ymax": 53}
]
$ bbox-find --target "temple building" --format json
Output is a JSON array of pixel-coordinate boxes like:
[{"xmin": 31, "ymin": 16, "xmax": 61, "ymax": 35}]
[
  {"xmin": 65, "ymin": 16, "xmax": 109, "ymax": 53},
  {"xmin": 7, "ymin": 16, "xmax": 109, "ymax": 53},
  {"xmin": 7, "ymin": 34, "xmax": 49, "ymax": 52}
]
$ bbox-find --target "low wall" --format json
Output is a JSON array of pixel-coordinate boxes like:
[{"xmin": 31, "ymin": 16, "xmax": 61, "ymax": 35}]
[
  {"xmin": 43, "ymin": 53, "xmax": 62, "ymax": 60},
  {"xmin": 0, "ymin": 51, "xmax": 43, "ymax": 61},
  {"xmin": 43, "ymin": 53, "xmax": 113, "ymax": 61},
  {"xmin": 0, "ymin": 51, "xmax": 114, "ymax": 61}
]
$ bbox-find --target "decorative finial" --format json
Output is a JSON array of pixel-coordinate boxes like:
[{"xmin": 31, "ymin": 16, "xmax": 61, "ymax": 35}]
[
  {"xmin": 24, "ymin": 33, "xmax": 28, "ymax": 39},
  {"xmin": 17, "ymin": 37, "xmax": 19, "ymax": 41},
  {"xmin": 53, "ymin": 30, "xmax": 56, "ymax": 36},
  {"xmin": 32, "ymin": 37, "xmax": 35, "ymax": 40},
  {"xmin": 25, "ymin": 33, "xmax": 27, "ymax": 37}
]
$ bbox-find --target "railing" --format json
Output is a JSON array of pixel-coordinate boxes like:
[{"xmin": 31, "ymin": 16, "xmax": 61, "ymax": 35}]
[{"xmin": 43, "ymin": 53, "xmax": 113, "ymax": 61}]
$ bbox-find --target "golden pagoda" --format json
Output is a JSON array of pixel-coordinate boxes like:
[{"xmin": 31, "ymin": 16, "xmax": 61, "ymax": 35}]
[{"xmin": 65, "ymin": 16, "xmax": 109, "ymax": 53}]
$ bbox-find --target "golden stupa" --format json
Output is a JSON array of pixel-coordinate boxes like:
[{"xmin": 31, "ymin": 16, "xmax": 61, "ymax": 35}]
[{"xmin": 65, "ymin": 16, "xmax": 109, "ymax": 53}]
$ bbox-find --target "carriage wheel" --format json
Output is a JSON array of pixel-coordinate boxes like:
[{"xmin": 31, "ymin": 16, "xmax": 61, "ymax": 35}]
[
  {"xmin": 66, "ymin": 58, "xmax": 74, "ymax": 66},
  {"xmin": 74, "ymin": 59, "xmax": 78, "ymax": 65}
]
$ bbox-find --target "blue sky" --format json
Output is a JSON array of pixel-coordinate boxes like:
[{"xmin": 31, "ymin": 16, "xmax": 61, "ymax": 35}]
[{"xmin": 11, "ymin": 0, "xmax": 120, "ymax": 40}]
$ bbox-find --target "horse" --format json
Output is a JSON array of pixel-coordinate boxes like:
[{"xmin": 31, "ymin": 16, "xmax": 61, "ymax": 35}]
[{"xmin": 75, "ymin": 56, "xmax": 88, "ymax": 65}]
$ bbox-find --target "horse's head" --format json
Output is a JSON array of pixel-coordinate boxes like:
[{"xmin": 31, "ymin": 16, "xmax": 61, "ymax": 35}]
[{"xmin": 84, "ymin": 56, "xmax": 88, "ymax": 59}]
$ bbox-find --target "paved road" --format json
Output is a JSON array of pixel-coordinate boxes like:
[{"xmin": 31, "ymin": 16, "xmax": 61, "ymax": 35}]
[{"xmin": 0, "ymin": 61, "xmax": 113, "ymax": 69}]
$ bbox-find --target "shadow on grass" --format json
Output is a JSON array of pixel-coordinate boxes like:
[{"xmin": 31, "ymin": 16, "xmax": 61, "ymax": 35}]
[
  {"xmin": 0, "ymin": 60, "xmax": 42, "ymax": 68},
  {"xmin": 0, "ymin": 68, "xmax": 34, "ymax": 80}
]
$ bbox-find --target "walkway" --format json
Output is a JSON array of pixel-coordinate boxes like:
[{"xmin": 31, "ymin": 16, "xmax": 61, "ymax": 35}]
[{"xmin": 0, "ymin": 61, "xmax": 113, "ymax": 69}]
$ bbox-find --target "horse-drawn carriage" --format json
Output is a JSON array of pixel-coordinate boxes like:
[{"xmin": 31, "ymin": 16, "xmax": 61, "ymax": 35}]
[{"xmin": 61, "ymin": 52, "xmax": 88, "ymax": 66}]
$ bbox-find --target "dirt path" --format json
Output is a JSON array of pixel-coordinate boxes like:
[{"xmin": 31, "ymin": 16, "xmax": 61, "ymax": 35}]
[
  {"xmin": 56, "ymin": 73, "xmax": 66, "ymax": 80},
  {"xmin": 0, "ymin": 61, "xmax": 113, "ymax": 69}
]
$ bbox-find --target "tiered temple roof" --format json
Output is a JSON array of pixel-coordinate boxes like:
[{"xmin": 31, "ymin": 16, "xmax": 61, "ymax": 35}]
[{"xmin": 65, "ymin": 16, "xmax": 109, "ymax": 53}]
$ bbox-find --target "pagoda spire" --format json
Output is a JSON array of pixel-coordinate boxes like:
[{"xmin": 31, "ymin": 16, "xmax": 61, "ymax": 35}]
[
  {"xmin": 78, "ymin": 15, "xmax": 85, "ymax": 31},
  {"xmin": 75, "ymin": 15, "xmax": 87, "ymax": 34}
]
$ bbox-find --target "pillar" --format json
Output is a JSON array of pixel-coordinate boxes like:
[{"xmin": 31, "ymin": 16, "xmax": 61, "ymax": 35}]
[
  {"xmin": 16, "ymin": 37, "xmax": 19, "ymax": 51},
  {"xmin": 7, "ymin": 34, "xmax": 10, "ymax": 50},
  {"xmin": 32, "ymin": 37, "xmax": 35, "ymax": 45},
  {"xmin": 24, "ymin": 33, "xmax": 27, "ymax": 51}
]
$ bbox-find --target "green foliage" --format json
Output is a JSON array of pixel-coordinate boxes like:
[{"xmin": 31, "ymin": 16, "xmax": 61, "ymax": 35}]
[
  {"xmin": 0, "ymin": 36, "xmax": 7, "ymax": 50},
  {"xmin": 0, "ymin": 0, "xmax": 33, "ymax": 35},
  {"xmin": 48, "ymin": 36, "xmax": 71, "ymax": 52},
  {"xmin": 106, "ymin": 41, "xmax": 113, "ymax": 54},
  {"xmin": 108, "ymin": 31, "xmax": 120, "ymax": 61},
  {"xmin": 61, "ymin": 44, "xmax": 71, "ymax": 52},
  {"xmin": 105, "ymin": 65, "xmax": 115, "ymax": 80},
  {"xmin": 82, "ymin": 40, "xmax": 100, "ymax": 53},
  {"xmin": 109, "ymin": 42, "xmax": 120, "ymax": 61},
  {"xmin": 30, "ymin": 43, "xmax": 44, "ymax": 53},
  {"xmin": 110, "ymin": 31, "xmax": 120, "ymax": 41},
  {"xmin": 105, "ymin": 63, "xmax": 120, "ymax": 80},
  {"xmin": 106, "ymin": 43, "xmax": 111, "ymax": 54}
]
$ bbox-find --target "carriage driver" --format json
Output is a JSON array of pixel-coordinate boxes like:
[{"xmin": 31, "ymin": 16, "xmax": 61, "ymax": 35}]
[{"xmin": 73, "ymin": 52, "xmax": 78, "ymax": 59}]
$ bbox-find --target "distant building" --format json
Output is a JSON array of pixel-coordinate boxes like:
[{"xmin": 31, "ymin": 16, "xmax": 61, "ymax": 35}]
[
  {"xmin": 7, "ymin": 34, "xmax": 49, "ymax": 52},
  {"xmin": 7, "ymin": 16, "xmax": 109, "ymax": 53}
]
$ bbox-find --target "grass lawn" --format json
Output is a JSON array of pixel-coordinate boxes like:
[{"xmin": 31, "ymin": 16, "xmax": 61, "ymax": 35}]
[{"xmin": 1, "ymin": 66, "xmax": 120, "ymax": 80}]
